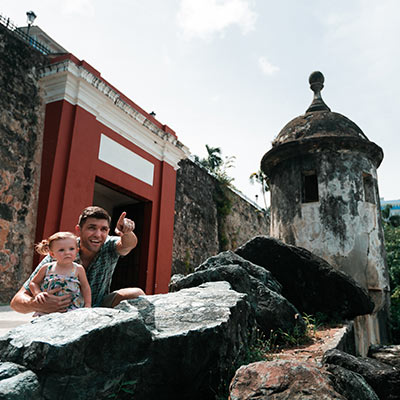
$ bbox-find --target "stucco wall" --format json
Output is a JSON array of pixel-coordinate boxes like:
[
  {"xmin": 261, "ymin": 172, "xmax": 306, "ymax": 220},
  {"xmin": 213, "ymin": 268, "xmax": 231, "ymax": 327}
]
[
  {"xmin": 269, "ymin": 150, "xmax": 388, "ymax": 297},
  {"xmin": 172, "ymin": 159, "xmax": 269, "ymax": 275},
  {"xmin": 0, "ymin": 25, "xmax": 47, "ymax": 303}
]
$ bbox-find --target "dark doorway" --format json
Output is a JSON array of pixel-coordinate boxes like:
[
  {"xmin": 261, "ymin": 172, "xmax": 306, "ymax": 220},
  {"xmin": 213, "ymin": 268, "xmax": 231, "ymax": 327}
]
[{"xmin": 93, "ymin": 180, "xmax": 149, "ymax": 291}]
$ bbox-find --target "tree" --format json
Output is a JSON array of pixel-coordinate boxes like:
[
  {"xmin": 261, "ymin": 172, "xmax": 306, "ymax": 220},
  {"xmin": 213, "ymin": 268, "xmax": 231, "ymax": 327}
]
[
  {"xmin": 249, "ymin": 169, "xmax": 269, "ymax": 210},
  {"xmin": 382, "ymin": 204, "xmax": 400, "ymax": 227},
  {"xmin": 202, "ymin": 145, "xmax": 223, "ymax": 171},
  {"xmin": 196, "ymin": 145, "xmax": 235, "ymax": 185},
  {"xmin": 383, "ymin": 221, "xmax": 400, "ymax": 343}
]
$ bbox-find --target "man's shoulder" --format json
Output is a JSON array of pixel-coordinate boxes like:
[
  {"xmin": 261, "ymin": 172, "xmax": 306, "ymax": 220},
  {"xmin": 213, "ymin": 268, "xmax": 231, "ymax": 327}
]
[
  {"xmin": 104, "ymin": 235, "xmax": 119, "ymax": 246},
  {"xmin": 100, "ymin": 236, "xmax": 120, "ymax": 254}
]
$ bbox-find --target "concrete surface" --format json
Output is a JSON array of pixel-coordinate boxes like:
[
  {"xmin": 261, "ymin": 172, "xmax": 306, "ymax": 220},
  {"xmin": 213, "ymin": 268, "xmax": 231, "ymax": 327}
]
[{"xmin": 0, "ymin": 305, "xmax": 33, "ymax": 337}]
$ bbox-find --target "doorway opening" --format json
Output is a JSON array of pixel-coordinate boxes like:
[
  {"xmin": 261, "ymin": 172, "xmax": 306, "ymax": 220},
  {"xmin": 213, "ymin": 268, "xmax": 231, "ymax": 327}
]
[{"xmin": 93, "ymin": 179, "xmax": 151, "ymax": 292}]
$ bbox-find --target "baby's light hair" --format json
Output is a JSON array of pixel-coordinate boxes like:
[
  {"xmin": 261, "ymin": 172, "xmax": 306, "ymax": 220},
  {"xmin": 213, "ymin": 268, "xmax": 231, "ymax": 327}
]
[{"xmin": 35, "ymin": 232, "xmax": 78, "ymax": 256}]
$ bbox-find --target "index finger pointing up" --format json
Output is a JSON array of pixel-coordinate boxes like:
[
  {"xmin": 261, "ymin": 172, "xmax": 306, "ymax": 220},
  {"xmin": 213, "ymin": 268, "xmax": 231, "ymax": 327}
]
[{"xmin": 117, "ymin": 211, "xmax": 127, "ymax": 225}]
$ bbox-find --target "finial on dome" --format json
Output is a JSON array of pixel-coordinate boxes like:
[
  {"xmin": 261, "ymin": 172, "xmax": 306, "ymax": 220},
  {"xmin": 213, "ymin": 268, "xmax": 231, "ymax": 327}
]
[{"xmin": 306, "ymin": 71, "xmax": 331, "ymax": 113}]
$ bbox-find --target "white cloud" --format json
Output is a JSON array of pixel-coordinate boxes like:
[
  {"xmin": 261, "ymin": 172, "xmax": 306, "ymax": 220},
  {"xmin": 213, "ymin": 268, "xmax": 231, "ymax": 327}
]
[
  {"xmin": 177, "ymin": 0, "xmax": 257, "ymax": 40},
  {"xmin": 258, "ymin": 56, "xmax": 279, "ymax": 76}
]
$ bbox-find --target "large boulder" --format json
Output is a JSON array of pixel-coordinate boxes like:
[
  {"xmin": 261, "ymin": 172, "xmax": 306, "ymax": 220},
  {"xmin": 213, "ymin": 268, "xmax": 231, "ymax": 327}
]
[
  {"xmin": 0, "ymin": 307, "xmax": 152, "ymax": 399},
  {"xmin": 118, "ymin": 281, "xmax": 251, "ymax": 399},
  {"xmin": 0, "ymin": 282, "xmax": 251, "ymax": 400},
  {"xmin": 0, "ymin": 362, "xmax": 41, "ymax": 400},
  {"xmin": 230, "ymin": 360, "xmax": 345, "ymax": 399},
  {"xmin": 325, "ymin": 364, "xmax": 379, "ymax": 400},
  {"xmin": 229, "ymin": 359, "xmax": 379, "ymax": 400},
  {"xmin": 323, "ymin": 348, "xmax": 400, "ymax": 400},
  {"xmin": 236, "ymin": 236, "xmax": 374, "ymax": 319},
  {"xmin": 169, "ymin": 251, "xmax": 305, "ymax": 336}
]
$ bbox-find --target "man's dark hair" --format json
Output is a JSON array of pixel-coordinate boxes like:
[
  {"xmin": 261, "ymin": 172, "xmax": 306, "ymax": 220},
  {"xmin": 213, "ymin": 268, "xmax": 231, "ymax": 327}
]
[{"xmin": 78, "ymin": 206, "xmax": 111, "ymax": 227}]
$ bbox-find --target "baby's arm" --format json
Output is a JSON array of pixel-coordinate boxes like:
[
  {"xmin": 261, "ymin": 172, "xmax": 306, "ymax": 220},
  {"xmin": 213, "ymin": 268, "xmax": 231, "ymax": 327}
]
[
  {"xmin": 29, "ymin": 264, "xmax": 49, "ymax": 304},
  {"xmin": 77, "ymin": 265, "xmax": 92, "ymax": 308}
]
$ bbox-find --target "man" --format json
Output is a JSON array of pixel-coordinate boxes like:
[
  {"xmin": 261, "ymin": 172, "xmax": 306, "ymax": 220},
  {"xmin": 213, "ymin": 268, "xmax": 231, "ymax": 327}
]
[{"xmin": 10, "ymin": 206, "xmax": 145, "ymax": 314}]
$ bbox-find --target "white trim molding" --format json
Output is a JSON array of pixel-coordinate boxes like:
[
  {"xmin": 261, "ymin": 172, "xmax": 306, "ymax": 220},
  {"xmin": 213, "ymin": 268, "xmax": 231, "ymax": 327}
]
[{"xmin": 40, "ymin": 59, "xmax": 190, "ymax": 169}]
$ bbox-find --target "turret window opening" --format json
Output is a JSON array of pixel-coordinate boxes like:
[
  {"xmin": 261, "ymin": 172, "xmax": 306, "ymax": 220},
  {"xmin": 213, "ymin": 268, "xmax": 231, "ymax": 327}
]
[
  {"xmin": 363, "ymin": 173, "xmax": 375, "ymax": 204},
  {"xmin": 302, "ymin": 170, "xmax": 319, "ymax": 203}
]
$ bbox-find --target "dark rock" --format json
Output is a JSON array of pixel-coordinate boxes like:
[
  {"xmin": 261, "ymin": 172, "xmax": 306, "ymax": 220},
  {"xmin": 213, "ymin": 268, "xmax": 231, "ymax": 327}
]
[
  {"xmin": 236, "ymin": 236, "xmax": 374, "ymax": 319},
  {"xmin": 196, "ymin": 250, "xmax": 282, "ymax": 293},
  {"xmin": 0, "ymin": 362, "xmax": 41, "ymax": 400},
  {"xmin": 0, "ymin": 307, "xmax": 151, "ymax": 400},
  {"xmin": 323, "ymin": 349, "xmax": 400, "ymax": 400},
  {"xmin": 325, "ymin": 364, "xmax": 379, "ymax": 400},
  {"xmin": 170, "ymin": 252, "xmax": 304, "ymax": 336},
  {"xmin": 229, "ymin": 360, "xmax": 346, "ymax": 399},
  {"xmin": 0, "ymin": 282, "xmax": 251, "ymax": 400},
  {"xmin": 368, "ymin": 344, "xmax": 400, "ymax": 368},
  {"xmin": 117, "ymin": 281, "xmax": 251, "ymax": 400}
]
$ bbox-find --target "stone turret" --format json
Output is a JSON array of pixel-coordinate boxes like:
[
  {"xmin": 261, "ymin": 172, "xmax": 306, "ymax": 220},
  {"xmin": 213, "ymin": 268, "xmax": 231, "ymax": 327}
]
[{"xmin": 261, "ymin": 72, "xmax": 390, "ymax": 353}]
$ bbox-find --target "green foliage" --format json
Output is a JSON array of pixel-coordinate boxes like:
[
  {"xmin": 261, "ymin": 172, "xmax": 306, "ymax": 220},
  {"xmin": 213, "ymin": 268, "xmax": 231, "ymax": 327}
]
[
  {"xmin": 195, "ymin": 144, "xmax": 236, "ymax": 252},
  {"xmin": 195, "ymin": 145, "xmax": 236, "ymax": 185},
  {"xmin": 214, "ymin": 328, "xmax": 277, "ymax": 399},
  {"xmin": 107, "ymin": 380, "xmax": 136, "ymax": 399},
  {"xmin": 215, "ymin": 315, "xmax": 328, "ymax": 398},
  {"xmin": 385, "ymin": 223, "xmax": 400, "ymax": 289},
  {"xmin": 383, "ymin": 220, "xmax": 400, "ymax": 343}
]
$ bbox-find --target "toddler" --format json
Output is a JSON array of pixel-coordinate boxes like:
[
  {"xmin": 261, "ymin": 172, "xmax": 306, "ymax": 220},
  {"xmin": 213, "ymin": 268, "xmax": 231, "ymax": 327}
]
[{"xmin": 29, "ymin": 232, "xmax": 91, "ymax": 314}]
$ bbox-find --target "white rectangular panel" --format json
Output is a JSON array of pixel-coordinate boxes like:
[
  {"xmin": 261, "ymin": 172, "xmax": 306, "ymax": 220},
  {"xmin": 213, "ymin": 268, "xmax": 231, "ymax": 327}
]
[{"xmin": 98, "ymin": 134, "xmax": 154, "ymax": 186}]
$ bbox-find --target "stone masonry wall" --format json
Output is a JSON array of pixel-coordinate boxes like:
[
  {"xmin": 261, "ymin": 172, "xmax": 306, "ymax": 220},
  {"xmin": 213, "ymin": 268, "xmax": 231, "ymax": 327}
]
[
  {"xmin": 0, "ymin": 25, "xmax": 48, "ymax": 303},
  {"xmin": 172, "ymin": 159, "xmax": 269, "ymax": 275}
]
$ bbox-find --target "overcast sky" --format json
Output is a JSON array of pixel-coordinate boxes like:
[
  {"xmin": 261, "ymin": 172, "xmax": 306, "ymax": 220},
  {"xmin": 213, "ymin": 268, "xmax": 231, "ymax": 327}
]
[{"xmin": 2, "ymin": 0, "xmax": 399, "ymax": 206}]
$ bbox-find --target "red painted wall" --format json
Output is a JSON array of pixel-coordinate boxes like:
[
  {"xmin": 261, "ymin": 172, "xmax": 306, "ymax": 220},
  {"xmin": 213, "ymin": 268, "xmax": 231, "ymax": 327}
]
[{"xmin": 35, "ymin": 99, "xmax": 178, "ymax": 294}]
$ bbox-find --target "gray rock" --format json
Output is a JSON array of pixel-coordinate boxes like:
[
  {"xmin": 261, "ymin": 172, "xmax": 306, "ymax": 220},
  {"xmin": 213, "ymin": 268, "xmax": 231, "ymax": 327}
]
[
  {"xmin": 0, "ymin": 282, "xmax": 251, "ymax": 400},
  {"xmin": 0, "ymin": 362, "xmax": 41, "ymax": 400},
  {"xmin": 117, "ymin": 281, "xmax": 251, "ymax": 399},
  {"xmin": 369, "ymin": 344, "xmax": 400, "ymax": 368},
  {"xmin": 170, "ymin": 261, "xmax": 304, "ymax": 336},
  {"xmin": 325, "ymin": 364, "xmax": 379, "ymax": 400},
  {"xmin": 0, "ymin": 307, "xmax": 152, "ymax": 399},
  {"xmin": 236, "ymin": 236, "xmax": 374, "ymax": 319},
  {"xmin": 230, "ymin": 360, "xmax": 346, "ymax": 399},
  {"xmin": 323, "ymin": 348, "xmax": 400, "ymax": 400},
  {"xmin": 196, "ymin": 250, "xmax": 282, "ymax": 293}
]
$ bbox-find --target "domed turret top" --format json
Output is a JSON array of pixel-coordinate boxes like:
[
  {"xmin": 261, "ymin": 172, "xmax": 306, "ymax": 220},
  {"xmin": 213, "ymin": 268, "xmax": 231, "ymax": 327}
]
[
  {"xmin": 262, "ymin": 71, "xmax": 384, "ymax": 173},
  {"xmin": 271, "ymin": 71, "xmax": 371, "ymax": 147},
  {"xmin": 306, "ymin": 71, "xmax": 331, "ymax": 113}
]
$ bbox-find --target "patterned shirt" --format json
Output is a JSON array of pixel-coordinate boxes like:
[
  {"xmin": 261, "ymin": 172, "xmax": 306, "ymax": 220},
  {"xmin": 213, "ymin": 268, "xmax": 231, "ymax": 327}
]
[{"xmin": 24, "ymin": 236, "xmax": 120, "ymax": 307}]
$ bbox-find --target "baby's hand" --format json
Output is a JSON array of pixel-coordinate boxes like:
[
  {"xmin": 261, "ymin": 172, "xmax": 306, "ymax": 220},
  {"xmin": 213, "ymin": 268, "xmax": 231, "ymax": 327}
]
[{"xmin": 35, "ymin": 292, "xmax": 49, "ymax": 304}]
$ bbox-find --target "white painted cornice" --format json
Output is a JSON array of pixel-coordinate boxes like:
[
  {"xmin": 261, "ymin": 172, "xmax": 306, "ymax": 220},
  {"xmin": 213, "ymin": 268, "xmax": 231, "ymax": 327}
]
[{"xmin": 40, "ymin": 60, "xmax": 190, "ymax": 169}]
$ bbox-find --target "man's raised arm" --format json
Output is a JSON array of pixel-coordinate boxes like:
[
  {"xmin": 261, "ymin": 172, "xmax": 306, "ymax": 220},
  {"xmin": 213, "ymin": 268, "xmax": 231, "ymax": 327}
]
[{"xmin": 115, "ymin": 212, "xmax": 138, "ymax": 256}]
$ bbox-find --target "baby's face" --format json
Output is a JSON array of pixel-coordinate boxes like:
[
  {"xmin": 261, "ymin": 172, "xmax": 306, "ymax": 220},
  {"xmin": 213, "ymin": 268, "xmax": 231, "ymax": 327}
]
[{"xmin": 49, "ymin": 238, "xmax": 78, "ymax": 264}]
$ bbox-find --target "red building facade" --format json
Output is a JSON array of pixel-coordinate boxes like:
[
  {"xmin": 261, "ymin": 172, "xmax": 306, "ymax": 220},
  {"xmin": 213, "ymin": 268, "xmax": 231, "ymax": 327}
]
[{"xmin": 36, "ymin": 53, "xmax": 189, "ymax": 294}]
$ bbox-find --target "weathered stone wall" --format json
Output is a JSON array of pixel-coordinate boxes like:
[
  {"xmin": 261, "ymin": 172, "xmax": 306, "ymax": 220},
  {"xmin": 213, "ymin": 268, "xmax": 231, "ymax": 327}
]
[
  {"xmin": 268, "ymin": 147, "xmax": 390, "ymax": 347},
  {"xmin": 0, "ymin": 25, "xmax": 47, "ymax": 303},
  {"xmin": 172, "ymin": 159, "xmax": 269, "ymax": 275},
  {"xmin": 269, "ymin": 150, "xmax": 388, "ymax": 296}
]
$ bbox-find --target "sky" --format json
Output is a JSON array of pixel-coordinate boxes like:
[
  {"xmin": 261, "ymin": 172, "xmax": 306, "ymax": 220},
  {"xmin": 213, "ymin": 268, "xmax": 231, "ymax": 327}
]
[{"xmin": 2, "ymin": 0, "xmax": 399, "ymax": 207}]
